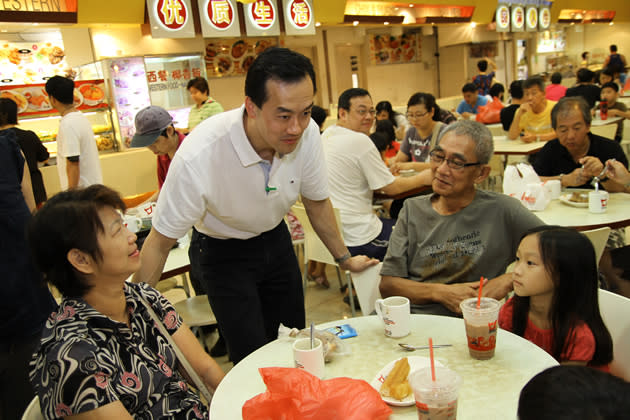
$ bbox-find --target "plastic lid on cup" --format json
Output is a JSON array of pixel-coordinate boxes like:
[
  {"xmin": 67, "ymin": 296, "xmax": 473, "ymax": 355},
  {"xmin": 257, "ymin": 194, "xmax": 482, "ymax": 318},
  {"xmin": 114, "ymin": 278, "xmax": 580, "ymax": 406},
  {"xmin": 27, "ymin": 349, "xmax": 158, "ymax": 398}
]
[
  {"xmin": 410, "ymin": 367, "xmax": 462, "ymax": 400},
  {"xmin": 460, "ymin": 297, "xmax": 500, "ymax": 315}
]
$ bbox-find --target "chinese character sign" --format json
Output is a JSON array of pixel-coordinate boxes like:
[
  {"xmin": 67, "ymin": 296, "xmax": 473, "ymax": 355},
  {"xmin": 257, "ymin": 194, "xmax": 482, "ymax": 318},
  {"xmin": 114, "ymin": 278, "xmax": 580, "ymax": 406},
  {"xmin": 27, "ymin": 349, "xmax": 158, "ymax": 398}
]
[
  {"xmin": 199, "ymin": 0, "xmax": 241, "ymax": 37},
  {"xmin": 157, "ymin": 0, "xmax": 187, "ymax": 30},
  {"xmin": 283, "ymin": 0, "xmax": 315, "ymax": 36},
  {"xmin": 495, "ymin": 4, "xmax": 510, "ymax": 33},
  {"xmin": 244, "ymin": 0, "xmax": 280, "ymax": 36},
  {"xmin": 147, "ymin": 0, "xmax": 195, "ymax": 38}
]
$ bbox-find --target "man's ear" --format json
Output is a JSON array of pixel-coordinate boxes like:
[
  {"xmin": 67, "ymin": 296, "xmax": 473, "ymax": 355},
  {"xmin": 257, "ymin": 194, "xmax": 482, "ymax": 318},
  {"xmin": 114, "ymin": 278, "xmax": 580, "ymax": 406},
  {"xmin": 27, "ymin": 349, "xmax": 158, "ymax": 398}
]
[
  {"xmin": 244, "ymin": 96, "xmax": 259, "ymax": 119},
  {"xmin": 67, "ymin": 249, "xmax": 95, "ymax": 275},
  {"xmin": 473, "ymin": 164, "xmax": 492, "ymax": 184},
  {"xmin": 338, "ymin": 107, "xmax": 348, "ymax": 123}
]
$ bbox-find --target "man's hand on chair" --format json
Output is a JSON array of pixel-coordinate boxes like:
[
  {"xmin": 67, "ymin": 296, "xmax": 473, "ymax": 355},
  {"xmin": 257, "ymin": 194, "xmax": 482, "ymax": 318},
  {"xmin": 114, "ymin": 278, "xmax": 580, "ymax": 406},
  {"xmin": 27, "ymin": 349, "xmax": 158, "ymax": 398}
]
[{"xmin": 340, "ymin": 255, "xmax": 380, "ymax": 272}]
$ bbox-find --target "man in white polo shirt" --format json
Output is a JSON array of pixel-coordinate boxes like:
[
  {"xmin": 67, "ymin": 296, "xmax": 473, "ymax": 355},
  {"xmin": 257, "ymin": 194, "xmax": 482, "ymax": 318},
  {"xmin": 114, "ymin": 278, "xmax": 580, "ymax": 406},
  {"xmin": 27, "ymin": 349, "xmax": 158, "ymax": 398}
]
[
  {"xmin": 134, "ymin": 48, "xmax": 377, "ymax": 364},
  {"xmin": 322, "ymin": 88, "xmax": 432, "ymax": 261}
]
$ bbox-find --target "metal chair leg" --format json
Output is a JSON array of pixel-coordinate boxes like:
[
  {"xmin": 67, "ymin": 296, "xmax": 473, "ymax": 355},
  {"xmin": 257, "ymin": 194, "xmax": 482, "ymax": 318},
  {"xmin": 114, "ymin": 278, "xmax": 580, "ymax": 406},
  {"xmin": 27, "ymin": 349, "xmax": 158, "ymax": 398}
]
[
  {"xmin": 335, "ymin": 266, "xmax": 344, "ymax": 291},
  {"xmin": 345, "ymin": 270, "xmax": 356, "ymax": 317}
]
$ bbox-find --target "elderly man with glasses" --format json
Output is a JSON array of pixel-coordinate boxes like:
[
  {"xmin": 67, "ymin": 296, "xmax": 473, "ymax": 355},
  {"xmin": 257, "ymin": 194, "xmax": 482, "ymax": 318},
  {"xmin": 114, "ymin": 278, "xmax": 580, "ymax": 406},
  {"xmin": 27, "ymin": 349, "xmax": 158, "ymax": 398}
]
[
  {"xmin": 322, "ymin": 88, "xmax": 432, "ymax": 261},
  {"xmin": 380, "ymin": 120, "xmax": 544, "ymax": 316}
]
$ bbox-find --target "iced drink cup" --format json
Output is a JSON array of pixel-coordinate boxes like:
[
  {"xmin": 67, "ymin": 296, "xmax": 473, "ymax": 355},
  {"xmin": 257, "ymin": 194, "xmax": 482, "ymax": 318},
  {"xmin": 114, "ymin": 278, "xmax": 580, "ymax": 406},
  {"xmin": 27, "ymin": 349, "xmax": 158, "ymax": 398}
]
[
  {"xmin": 410, "ymin": 366, "xmax": 461, "ymax": 420},
  {"xmin": 460, "ymin": 297, "xmax": 501, "ymax": 360}
]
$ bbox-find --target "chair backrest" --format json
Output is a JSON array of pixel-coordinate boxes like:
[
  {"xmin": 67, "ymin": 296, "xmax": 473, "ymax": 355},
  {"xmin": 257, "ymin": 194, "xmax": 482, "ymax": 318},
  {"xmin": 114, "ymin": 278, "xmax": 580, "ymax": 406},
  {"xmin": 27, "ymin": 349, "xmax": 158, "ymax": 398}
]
[
  {"xmin": 351, "ymin": 262, "xmax": 383, "ymax": 316},
  {"xmin": 582, "ymin": 227, "xmax": 611, "ymax": 266},
  {"xmin": 598, "ymin": 289, "xmax": 630, "ymax": 380},
  {"xmin": 590, "ymin": 124, "xmax": 617, "ymax": 140},
  {"xmin": 290, "ymin": 203, "xmax": 343, "ymax": 266},
  {"xmin": 21, "ymin": 397, "xmax": 43, "ymax": 420}
]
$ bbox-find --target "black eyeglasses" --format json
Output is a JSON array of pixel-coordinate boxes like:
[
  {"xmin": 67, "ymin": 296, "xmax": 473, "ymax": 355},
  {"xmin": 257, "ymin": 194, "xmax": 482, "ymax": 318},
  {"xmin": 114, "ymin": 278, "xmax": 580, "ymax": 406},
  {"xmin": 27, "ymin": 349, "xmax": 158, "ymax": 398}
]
[{"xmin": 429, "ymin": 150, "xmax": 481, "ymax": 170}]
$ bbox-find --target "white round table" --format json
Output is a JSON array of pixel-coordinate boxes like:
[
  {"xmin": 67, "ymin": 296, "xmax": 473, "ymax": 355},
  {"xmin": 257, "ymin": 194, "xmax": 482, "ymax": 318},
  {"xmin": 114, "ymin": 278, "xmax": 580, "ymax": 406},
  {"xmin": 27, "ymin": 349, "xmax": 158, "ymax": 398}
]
[
  {"xmin": 209, "ymin": 315, "xmax": 557, "ymax": 420},
  {"xmin": 535, "ymin": 192, "xmax": 630, "ymax": 230}
]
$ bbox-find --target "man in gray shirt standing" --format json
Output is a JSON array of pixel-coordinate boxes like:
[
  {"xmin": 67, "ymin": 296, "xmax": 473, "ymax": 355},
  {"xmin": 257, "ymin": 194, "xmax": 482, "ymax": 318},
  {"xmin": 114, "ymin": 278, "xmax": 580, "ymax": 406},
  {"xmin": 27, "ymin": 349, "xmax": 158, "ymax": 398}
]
[{"xmin": 380, "ymin": 120, "xmax": 544, "ymax": 316}]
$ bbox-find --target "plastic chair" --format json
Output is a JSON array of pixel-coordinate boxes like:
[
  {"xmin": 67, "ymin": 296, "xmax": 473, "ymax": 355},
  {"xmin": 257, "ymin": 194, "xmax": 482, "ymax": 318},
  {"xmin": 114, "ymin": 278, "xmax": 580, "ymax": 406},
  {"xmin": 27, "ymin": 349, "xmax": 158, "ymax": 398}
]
[
  {"xmin": 122, "ymin": 190, "xmax": 158, "ymax": 209},
  {"xmin": 21, "ymin": 397, "xmax": 43, "ymax": 420},
  {"xmin": 590, "ymin": 124, "xmax": 617, "ymax": 140},
  {"xmin": 582, "ymin": 227, "xmax": 611, "ymax": 267},
  {"xmin": 173, "ymin": 295, "xmax": 218, "ymax": 352},
  {"xmin": 290, "ymin": 203, "xmax": 357, "ymax": 317},
  {"xmin": 598, "ymin": 289, "xmax": 630, "ymax": 380},
  {"xmin": 350, "ymin": 262, "xmax": 383, "ymax": 316}
]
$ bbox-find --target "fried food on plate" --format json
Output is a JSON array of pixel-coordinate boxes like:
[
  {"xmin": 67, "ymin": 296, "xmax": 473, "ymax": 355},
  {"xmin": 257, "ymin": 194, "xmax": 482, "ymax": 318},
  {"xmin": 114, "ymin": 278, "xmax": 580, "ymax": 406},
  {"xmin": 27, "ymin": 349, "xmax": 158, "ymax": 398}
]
[{"xmin": 380, "ymin": 357, "xmax": 412, "ymax": 400}]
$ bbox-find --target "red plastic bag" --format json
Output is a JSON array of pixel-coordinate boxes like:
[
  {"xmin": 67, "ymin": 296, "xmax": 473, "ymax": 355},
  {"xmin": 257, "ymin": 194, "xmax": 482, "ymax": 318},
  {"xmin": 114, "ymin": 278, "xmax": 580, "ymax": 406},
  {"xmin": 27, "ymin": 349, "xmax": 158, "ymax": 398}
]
[
  {"xmin": 476, "ymin": 97, "xmax": 504, "ymax": 124},
  {"xmin": 242, "ymin": 367, "xmax": 392, "ymax": 420}
]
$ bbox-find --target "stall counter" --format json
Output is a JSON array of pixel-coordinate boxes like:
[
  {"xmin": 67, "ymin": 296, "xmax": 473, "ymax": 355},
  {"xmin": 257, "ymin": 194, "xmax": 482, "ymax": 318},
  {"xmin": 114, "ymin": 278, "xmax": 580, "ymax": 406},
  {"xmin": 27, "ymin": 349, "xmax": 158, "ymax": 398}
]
[{"xmin": 41, "ymin": 148, "xmax": 158, "ymax": 198}]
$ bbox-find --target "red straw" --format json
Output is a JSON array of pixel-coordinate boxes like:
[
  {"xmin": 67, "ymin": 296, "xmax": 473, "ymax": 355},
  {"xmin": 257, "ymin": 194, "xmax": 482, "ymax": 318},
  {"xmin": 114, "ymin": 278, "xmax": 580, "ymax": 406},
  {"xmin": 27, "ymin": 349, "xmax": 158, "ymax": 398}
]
[
  {"xmin": 429, "ymin": 338, "xmax": 436, "ymax": 382},
  {"xmin": 476, "ymin": 276, "xmax": 484, "ymax": 309}
]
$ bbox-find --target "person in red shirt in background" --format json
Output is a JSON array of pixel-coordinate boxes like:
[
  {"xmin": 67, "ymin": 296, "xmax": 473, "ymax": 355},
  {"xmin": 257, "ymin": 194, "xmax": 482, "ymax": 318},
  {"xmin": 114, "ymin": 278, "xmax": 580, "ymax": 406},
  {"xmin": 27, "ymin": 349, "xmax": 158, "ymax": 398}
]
[
  {"xmin": 131, "ymin": 106, "xmax": 185, "ymax": 202},
  {"xmin": 545, "ymin": 72, "xmax": 567, "ymax": 101}
]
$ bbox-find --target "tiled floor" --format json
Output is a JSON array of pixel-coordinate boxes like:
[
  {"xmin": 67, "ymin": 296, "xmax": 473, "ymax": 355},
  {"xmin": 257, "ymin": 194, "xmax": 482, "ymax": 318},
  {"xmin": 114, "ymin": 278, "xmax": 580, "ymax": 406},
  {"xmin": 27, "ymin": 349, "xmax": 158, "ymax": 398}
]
[{"xmin": 161, "ymin": 264, "xmax": 354, "ymax": 375}]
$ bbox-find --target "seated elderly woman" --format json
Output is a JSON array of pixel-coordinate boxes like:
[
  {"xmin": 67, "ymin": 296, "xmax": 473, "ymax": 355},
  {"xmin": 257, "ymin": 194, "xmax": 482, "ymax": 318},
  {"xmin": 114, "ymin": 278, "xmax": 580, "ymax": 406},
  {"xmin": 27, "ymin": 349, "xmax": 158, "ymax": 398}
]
[{"xmin": 28, "ymin": 185, "xmax": 224, "ymax": 419}]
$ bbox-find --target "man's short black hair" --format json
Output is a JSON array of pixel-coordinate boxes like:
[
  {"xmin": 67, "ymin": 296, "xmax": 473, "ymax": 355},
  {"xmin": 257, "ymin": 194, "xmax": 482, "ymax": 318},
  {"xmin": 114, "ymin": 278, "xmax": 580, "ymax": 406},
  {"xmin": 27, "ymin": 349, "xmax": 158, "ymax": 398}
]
[
  {"xmin": 462, "ymin": 83, "xmax": 477, "ymax": 94},
  {"xmin": 245, "ymin": 47, "xmax": 316, "ymax": 108},
  {"xmin": 489, "ymin": 83, "xmax": 504, "ymax": 98},
  {"xmin": 610, "ymin": 44, "xmax": 618, "ymax": 53},
  {"xmin": 45, "ymin": 75, "xmax": 74, "ymax": 105},
  {"xmin": 186, "ymin": 77, "xmax": 209, "ymax": 95},
  {"xmin": 338, "ymin": 88, "xmax": 371, "ymax": 113},
  {"xmin": 310, "ymin": 105, "xmax": 327, "ymax": 129},
  {"xmin": 576, "ymin": 68, "xmax": 595, "ymax": 83},
  {"xmin": 551, "ymin": 72, "xmax": 562, "ymax": 84},
  {"xmin": 523, "ymin": 76, "xmax": 545, "ymax": 92},
  {"xmin": 477, "ymin": 59, "xmax": 488, "ymax": 72},
  {"xmin": 509, "ymin": 80, "xmax": 524, "ymax": 100},
  {"xmin": 601, "ymin": 81, "xmax": 619, "ymax": 93}
]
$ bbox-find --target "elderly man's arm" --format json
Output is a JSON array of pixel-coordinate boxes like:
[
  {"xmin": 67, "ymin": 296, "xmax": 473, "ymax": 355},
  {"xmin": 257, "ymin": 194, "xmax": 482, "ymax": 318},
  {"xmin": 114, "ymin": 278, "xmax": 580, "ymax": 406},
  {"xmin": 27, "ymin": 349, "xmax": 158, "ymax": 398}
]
[
  {"xmin": 379, "ymin": 169, "xmax": 432, "ymax": 196},
  {"xmin": 133, "ymin": 228, "xmax": 178, "ymax": 287},
  {"xmin": 481, "ymin": 273, "xmax": 513, "ymax": 301},
  {"xmin": 301, "ymin": 197, "xmax": 379, "ymax": 272},
  {"xmin": 380, "ymin": 276, "xmax": 482, "ymax": 315}
]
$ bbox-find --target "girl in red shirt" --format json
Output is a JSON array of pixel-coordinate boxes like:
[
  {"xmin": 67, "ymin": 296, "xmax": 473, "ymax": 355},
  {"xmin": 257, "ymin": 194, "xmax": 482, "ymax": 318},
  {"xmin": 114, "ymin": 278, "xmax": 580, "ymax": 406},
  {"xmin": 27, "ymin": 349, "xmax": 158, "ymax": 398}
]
[{"xmin": 499, "ymin": 226, "xmax": 613, "ymax": 369}]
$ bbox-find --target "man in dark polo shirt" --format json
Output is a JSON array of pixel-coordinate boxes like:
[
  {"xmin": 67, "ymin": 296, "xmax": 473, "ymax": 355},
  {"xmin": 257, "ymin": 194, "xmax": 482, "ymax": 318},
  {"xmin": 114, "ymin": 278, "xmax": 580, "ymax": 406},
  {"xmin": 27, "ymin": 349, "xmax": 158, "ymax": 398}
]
[{"xmin": 533, "ymin": 96, "xmax": 628, "ymax": 191}]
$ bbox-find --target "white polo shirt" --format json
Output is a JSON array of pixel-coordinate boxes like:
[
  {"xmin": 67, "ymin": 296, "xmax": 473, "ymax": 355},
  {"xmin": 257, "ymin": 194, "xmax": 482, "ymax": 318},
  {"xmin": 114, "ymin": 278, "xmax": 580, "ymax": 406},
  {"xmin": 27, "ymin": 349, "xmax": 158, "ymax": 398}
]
[
  {"xmin": 154, "ymin": 106, "xmax": 329, "ymax": 240},
  {"xmin": 56, "ymin": 111, "xmax": 102, "ymax": 190},
  {"xmin": 321, "ymin": 125, "xmax": 395, "ymax": 247}
]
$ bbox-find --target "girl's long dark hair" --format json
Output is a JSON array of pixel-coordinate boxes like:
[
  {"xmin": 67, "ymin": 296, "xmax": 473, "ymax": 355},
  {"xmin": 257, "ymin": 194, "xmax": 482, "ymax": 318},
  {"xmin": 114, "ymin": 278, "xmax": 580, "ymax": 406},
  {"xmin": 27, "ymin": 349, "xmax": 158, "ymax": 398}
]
[
  {"xmin": 512, "ymin": 226, "xmax": 613, "ymax": 366},
  {"xmin": 375, "ymin": 100, "xmax": 400, "ymax": 128}
]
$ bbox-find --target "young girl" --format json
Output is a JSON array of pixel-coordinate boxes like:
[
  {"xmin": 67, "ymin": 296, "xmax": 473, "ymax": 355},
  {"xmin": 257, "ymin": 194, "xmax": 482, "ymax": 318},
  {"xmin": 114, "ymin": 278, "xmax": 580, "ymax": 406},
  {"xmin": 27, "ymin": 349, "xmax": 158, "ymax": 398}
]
[{"xmin": 499, "ymin": 226, "xmax": 613, "ymax": 369}]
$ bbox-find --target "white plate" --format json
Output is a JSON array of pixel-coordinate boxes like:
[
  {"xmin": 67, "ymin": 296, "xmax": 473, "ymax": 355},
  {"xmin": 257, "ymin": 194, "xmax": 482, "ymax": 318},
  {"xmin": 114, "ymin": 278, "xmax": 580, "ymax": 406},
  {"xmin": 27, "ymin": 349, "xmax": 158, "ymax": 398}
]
[
  {"xmin": 370, "ymin": 356, "xmax": 444, "ymax": 407},
  {"xmin": 559, "ymin": 193, "xmax": 588, "ymax": 208}
]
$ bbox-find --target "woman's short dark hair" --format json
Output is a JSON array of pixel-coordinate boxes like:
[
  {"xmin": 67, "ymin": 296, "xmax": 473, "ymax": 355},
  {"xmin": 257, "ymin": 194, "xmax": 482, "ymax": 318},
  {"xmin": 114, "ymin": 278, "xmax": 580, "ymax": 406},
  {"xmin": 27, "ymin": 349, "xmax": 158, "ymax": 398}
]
[
  {"xmin": 186, "ymin": 76, "xmax": 209, "ymax": 95},
  {"xmin": 581, "ymin": 51, "xmax": 589, "ymax": 60},
  {"xmin": 27, "ymin": 185, "xmax": 126, "ymax": 298},
  {"xmin": 245, "ymin": 47, "xmax": 316, "ymax": 108},
  {"xmin": 45, "ymin": 75, "xmax": 74, "ymax": 105},
  {"xmin": 374, "ymin": 119, "xmax": 396, "ymax": 143},
  {"xmin": 551, "ymin": 72, "xmax": 562, "ymax": 84},
  {"xmin": 407, "ymin": 92, "xmax": 437, "ymax": 112},
  {"xmin": 0, "ymin": 97, "xmax": 18, "ymax": 125}
]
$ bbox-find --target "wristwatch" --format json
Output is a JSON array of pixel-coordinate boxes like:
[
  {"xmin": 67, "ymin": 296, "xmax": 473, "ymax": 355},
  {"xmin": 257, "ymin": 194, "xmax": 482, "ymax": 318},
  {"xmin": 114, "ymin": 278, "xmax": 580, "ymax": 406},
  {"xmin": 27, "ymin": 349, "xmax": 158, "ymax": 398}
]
[{"xmin": 334, "ymin": 252, "xmax": 352, "ymax": 265}]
